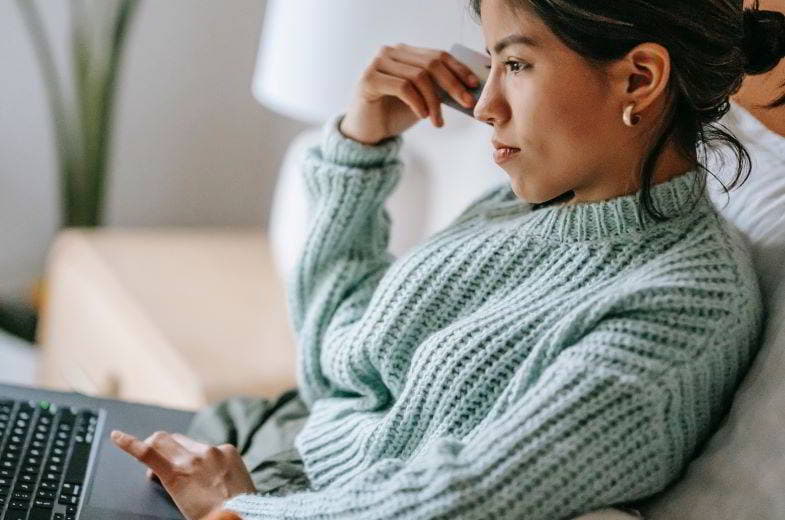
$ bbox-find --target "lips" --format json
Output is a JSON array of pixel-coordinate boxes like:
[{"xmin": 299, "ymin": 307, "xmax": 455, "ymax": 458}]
[
  {"xmin": 492, "ymin": 138, "xmax": 519, "ymax": 150},
  {"xmin": 491, "ymin": 138, "xmax": 521, "ymax": 164},
  {"xmin": 493, "ymin": 147, "xmax": 520, "ymax": 164}
]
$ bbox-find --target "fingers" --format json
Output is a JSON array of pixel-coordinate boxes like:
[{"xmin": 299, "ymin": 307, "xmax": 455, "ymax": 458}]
[
  {"xmin": 111, "ymin": 430, "xmax": 169, "ymax": 475},
  {"xmin": 436, "ymin": 49, "xmax": 482, "ymax": 89},
  {"xmin": 146, "ymin": 467, "xmax": 161, "ymax": 483},
  {"xmin": 365, "ymin": 69, "xmax": 432, "ymax": 124},
  {"xmin": 365, "ymin": 44, "xmax": 479, "ymax": 128},
  {"xmin": 374, "ymin": 59, "xmax": 441, "ymax": 125},
  {"xmin": 396, "ymin": 43, "xmax": 480, "ymax": 88},
  {"xmin": 170, "ymin": 433, "xmax": 211, "ymax": 453},
  {"xmin": 386, "ymin": 44, "xmax": 480, "ymax": 120},
  {"xmin": 111, "ymin": 430, "xmax": 188, "ymax": 480},
  {"xmin": 169, "ymin": 433, "xmax": 244, "ymax": 473}
]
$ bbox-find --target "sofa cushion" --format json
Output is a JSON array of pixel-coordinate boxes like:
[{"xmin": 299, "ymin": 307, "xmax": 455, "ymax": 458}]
[{"xmin": 637, "ymin": 100, "xmax": 785, "ymax": 519}]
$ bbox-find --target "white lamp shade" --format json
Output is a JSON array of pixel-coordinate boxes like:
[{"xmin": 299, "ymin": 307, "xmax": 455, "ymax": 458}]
[{"xmin": 252, "ymin": 0, "xmax": 485, "ymax": 124}]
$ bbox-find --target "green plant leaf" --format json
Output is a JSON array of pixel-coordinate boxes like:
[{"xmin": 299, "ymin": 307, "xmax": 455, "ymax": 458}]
[{"xmin": 17, "ymin": 0, "xmax": 142, "ymax": 227}]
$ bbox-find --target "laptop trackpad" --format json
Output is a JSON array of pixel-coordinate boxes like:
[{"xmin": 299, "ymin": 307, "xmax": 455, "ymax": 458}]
[
  {"xmin": 84, "ymin": 432, "xmax": 184, "ymax": 519},
  {"xmin": 83, "ymin": 400, "xmax": 194, "ymax": 520}
]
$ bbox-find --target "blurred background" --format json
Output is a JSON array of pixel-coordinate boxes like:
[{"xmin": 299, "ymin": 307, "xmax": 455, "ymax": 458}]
[
  {"xmin": 0, "ymin": 0, "xmax": 311, "ymax": 395},
  {"xmin": 0, "ymin": 0, "xmax": 499, "ymax": 407},
  {"xmin": 1, "ymin": 0, "xmax": 305, "ymax": 328}
]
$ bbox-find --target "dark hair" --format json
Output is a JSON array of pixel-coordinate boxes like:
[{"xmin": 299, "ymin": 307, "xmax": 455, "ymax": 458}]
[{"xmin": 468, "ymin": 0, "xmax": 785, "ymax": 223}]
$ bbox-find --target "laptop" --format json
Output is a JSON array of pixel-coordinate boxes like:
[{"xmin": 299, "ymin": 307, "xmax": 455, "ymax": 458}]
[{"xmin": 0, "ymin": 381, "xmax": 195, "ymax": 520}]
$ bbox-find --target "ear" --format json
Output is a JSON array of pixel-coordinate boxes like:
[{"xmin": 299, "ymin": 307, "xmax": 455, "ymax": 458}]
[{"xmin": 608, "ymin": 42, "xmax": 671, "ymax": 117}]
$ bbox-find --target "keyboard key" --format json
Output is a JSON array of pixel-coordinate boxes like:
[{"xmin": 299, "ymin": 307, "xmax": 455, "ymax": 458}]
[
  {"xmin": 43, "ymin": 472, "xmax": 61, "ymax": 481},
  {"xmin": 36, "ymin": 489, "xmax": 56, "ymax": 499},
  {"xmin": 4, "ymin": 508, "xmax": 28, "ymax": 520},
  {"xmin": 58, "ymin": 493, "xmax": 79, "ymax": 505},
  {"xmin": 33, "ymin": 497, "xmax": 54, "ymax": 508},
  {"xmin": 14, "ymin": 482, "xmax": 33, "ymax": 493},
  {"xmin": 9, "ymin": 497, "xmax": 31, "ymax": 509},
  {"xmin": 29, "ymin": 506, "xmax": 55, "ymax": 520},
  {"xmin": 63, "ymin": 442, "xmax": 91, "ymax": 485},
  {"xmin": 60, "ymin": 482, "xmax": 79, "ymax": 495}
]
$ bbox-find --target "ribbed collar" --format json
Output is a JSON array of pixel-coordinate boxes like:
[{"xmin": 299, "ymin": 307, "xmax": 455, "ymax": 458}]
[{"xmin": 482, "ymin": 168, "xmax": 713, "ymax": 242}]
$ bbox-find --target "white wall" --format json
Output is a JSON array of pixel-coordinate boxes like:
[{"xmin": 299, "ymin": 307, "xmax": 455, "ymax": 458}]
[{"xmin": 0, "ymin": 0, "xmax": 307, "ymax": 303}]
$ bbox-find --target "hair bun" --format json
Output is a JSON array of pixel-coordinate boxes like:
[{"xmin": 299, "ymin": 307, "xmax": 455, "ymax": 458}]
[{"xmin": 742, "ymin": 8, "xmax": 785, "ymax": 75}]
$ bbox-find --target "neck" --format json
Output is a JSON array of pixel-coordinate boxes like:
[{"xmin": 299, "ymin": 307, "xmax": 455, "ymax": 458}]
[
  {"xmin": 484, "ymin": 166, "xmax": 710, "ymax": 242},
  {"xmin": 562, "ymin": 140, "xmax": 698, "ymax": 207}
]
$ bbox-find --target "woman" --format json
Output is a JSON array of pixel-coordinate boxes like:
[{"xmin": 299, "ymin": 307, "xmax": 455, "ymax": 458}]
[{"xmin": 111, "ymin": 0, "xmax": 784, "ymax": 518}]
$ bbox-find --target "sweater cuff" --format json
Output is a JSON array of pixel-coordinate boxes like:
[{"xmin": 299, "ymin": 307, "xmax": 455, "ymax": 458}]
[{"xmin": 320, "ymin": 112, "xmax": 403, "ymax": 168}]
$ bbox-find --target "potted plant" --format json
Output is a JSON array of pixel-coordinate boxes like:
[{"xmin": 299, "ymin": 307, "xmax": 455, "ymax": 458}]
[{"xmin": 4, "ymin": 0, "xmax": 141, "ymax": 341}]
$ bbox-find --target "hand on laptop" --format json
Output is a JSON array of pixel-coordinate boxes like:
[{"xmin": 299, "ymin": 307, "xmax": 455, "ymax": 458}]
[{"xmin": 109, "ymin": 429, "xmax": 256, "ymax": 520}]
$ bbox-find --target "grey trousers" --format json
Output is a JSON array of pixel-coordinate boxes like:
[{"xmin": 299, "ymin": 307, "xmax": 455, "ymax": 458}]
[
  {"xmin": 186, "ymin": 389, "xmax": 646, "ymax": 518},
  {"xmin": 186, "ymin": 388, "xmax": 312, "ymax": 497}
]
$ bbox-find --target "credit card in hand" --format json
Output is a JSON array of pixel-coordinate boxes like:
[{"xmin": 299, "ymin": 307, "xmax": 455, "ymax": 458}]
[{"xmin": 437, "ymin": 43, "xmax": 490, "ymax": 118}]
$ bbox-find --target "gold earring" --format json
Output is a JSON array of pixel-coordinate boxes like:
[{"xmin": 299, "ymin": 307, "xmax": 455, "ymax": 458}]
[{"xmin": 623, "ymin": 103, "xmax": 641, "ymax": 127}]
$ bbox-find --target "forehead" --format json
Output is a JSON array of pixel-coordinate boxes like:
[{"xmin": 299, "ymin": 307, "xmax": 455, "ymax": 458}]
[{"xmin": 479, "ymin": 0, "xmax": 550, "ymax": 52}]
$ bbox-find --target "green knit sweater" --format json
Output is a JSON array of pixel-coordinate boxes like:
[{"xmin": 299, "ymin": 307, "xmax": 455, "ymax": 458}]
[{"xmin": 224, "ymin": 113, "xmax": 764, "ymax": 519}]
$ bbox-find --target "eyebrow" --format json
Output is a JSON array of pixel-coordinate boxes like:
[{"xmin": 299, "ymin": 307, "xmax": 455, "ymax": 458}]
[{"xmin": 485, "ymin": 34, "xmax": 540, "ymax": 55}]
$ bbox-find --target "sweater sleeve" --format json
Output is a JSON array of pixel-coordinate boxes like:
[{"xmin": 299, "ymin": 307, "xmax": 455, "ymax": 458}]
[
  {"xmin": 223, "ymin": 285, "xmax": 763, "ymax": 519},
  {"xmin": 288, "ymin": 113, "xmax": 404, "ymax": 409}
]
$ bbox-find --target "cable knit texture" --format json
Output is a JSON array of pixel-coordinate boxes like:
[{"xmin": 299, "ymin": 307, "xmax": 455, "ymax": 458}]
[{"xmin": 224, "ymin": 112, "xmax": 765, "ymax": 519}]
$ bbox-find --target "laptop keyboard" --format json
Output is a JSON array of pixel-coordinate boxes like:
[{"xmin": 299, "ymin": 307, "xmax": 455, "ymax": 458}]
[{"xmin": 0, "ymin": 399, "xmax": 99, "ymax": 520}]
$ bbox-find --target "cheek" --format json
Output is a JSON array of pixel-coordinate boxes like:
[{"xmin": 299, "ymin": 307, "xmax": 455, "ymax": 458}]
[
  {"xmin": 538, "ymin": 91, "xmax": 610, "ymax": 166},
  {"xmin": 508, "ymin": 67, "xmax": 610, "ymax": 163},
  {"xmin": 510, "ymin": 76, "xmax": 586, "ymax": 149},
  {"xmin": 540, "ymin": 62, "xmax": 605, "ymax": 128}
]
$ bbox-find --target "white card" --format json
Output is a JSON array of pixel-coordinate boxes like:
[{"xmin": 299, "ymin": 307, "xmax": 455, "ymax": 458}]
[{"xmin": 436, "ymin": 43, "xmax": 490, "ymax": 118}]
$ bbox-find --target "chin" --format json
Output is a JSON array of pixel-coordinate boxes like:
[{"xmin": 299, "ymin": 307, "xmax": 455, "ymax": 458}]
[
  {"xmin": 511, "ymin": 180, "xmax": 575, "ymax": 206},
  {"xmin": 509, "ymin": 182, "xmax": 528, "ymax": 202},
  {"xmin": 509, "ymin": 179, "xmax": 539, "ymax": 203}
]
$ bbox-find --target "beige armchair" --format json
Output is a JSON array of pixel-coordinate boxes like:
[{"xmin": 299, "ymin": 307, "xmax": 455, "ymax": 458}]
[{"xmin": 36, "ymin": 228, "xmax": 296, "ymax": 410}]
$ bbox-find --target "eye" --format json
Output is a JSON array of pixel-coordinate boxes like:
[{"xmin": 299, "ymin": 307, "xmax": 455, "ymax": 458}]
[{"xmin": 484, "ymin": 60, "xmax": 530, "ymax": 74}]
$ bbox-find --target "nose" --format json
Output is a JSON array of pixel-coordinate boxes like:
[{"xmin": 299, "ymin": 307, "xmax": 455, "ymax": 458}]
[{"xmin": 472, "ymin": 75, "xmax": 507, "ymax": 126}]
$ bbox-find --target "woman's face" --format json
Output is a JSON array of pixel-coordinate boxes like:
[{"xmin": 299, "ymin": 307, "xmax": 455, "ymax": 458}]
[{"xmin": 474, "ymin": 0, "xmax": 676, "ymax": 205}]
